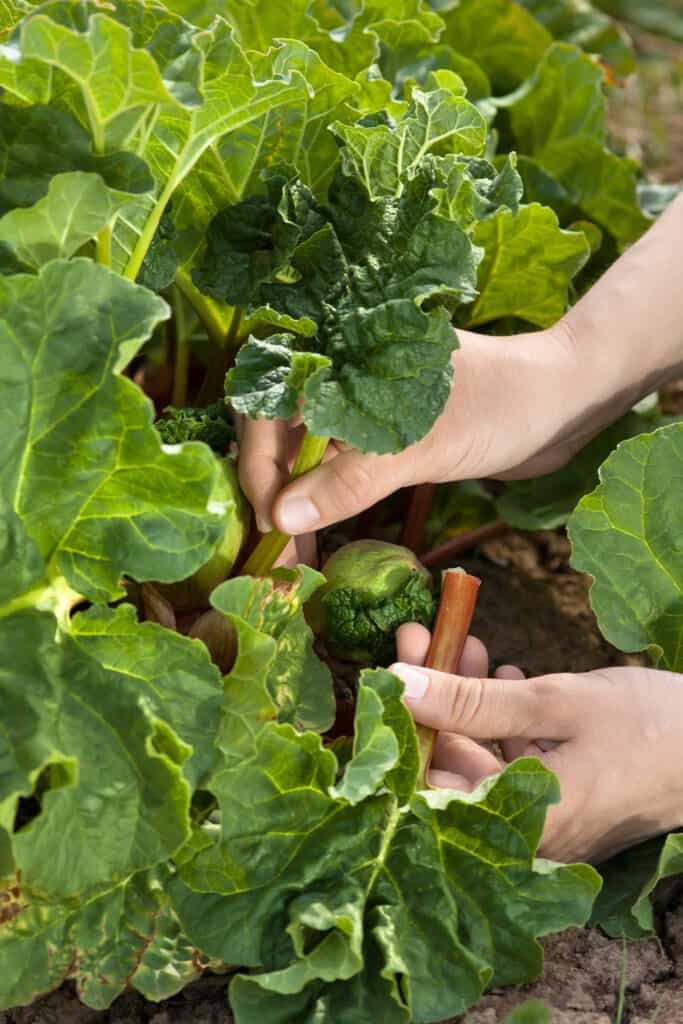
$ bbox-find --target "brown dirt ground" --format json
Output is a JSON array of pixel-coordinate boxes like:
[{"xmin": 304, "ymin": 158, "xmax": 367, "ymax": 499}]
[{"xmin": 3, "ymin": 530, "xmax": 683, "ymax": 1024}]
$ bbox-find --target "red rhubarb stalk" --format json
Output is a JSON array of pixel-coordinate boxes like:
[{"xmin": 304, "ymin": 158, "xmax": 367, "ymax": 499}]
[
  {"xmin": 401, "ymin": 483, "xmax": 437, "ymax": 553},
  {"xmin": 415, "ymin": 567, "xmax": 481, "ymax": 787}
]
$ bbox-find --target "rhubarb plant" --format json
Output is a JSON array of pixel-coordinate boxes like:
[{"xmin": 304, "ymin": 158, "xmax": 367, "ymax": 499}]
[{"xmin": 0, "ymin": 0, "xmax": 674, "ymax": 1019}]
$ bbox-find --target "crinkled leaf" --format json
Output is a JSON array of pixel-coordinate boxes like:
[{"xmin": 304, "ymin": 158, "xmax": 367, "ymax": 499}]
[
  {"xmin": 568, "ymin": 422, "xmax": 683, "ymax": 670},
  {"xmin": 222, "ymin": 162, "xmax": 479, "ymax": 453},
  {"xmin": 429, "ymin": 152, "xmax": 523, "ymax": 229},
  {"xmin": 137, "ymin": 204, "xmax": 179, "ymax": 291},
  {"xmin": 0, "ymin": 171, "xmax": 131, "ymax": 270},
  {"xmin": 0, "ymin": 102, "xmax": 154, "ymax": 217},
  {"xmin": 333, "ymin": 88, "xmax": 487, "ymax": 200},
  {"xmin": 173, "ymin": 675, "xmax": 599, "ymax": 1020},
  {"xmin": 497, "ymin": 412, "xmax": 652, "ymax": 529},
  {"xmin": 467, "ymin": 203, "xmax": 589, "ymax": 328},
  {"xmin": 211, "ymin": 568, "xmax": 335, "ymax": 740},
  {"xmin": 0, "ymin": 259, "xmax": 223, "ymax": 606},
  {"xmin": 506, "ymin": 43, "xmax": 650, "ymax": 244},
  {"xmin": 0, "ymin": 867, "xmax": 200, "ymax": 1010},
  {"xmin": 228, "ymin": 334, "xmax": 331, "ymax": 421}
]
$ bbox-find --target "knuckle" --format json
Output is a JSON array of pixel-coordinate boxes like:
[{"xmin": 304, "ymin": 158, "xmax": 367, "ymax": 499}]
[
  {"xmin": 444, "ymin": 676, "xmax": 486, "ymax": 732},
  {"xmin": 326, "ymin": 457, "xmax": 377, "ymax": 512}
]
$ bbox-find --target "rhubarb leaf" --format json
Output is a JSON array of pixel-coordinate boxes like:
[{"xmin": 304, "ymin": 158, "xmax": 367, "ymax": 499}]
[
  {"xmin": 70, "ymin": 604, "xmax": 223, "ymax": 788},
  {"xmin": 467, "ymin": 203, "xmax": 589, "ymax": 327},
  {"xmin": 0, "ymin": 611, "xmax": 191, "ymax": 902},
  {"xmin": 0, "ymin": 867, "xmax": 200, "ymax": 1010},
  {"xmin": 0, "ymin": 172, "xmax": 132, "ymax": 270},
  {"xmin": 568, "ymin": 422, "xmax": 683, "ymax": 670},
  {"xmin": 0, "ymin": 259, "xmax": 224, "ymax": 606},
  {"xmin": 506, "ymin": 43, "xmax": 650, "ymax": 244},
  {"xmin": 0, "ymin": 103, "xmax": 154, "ymax": 217},
  {"xmin": 438, "ymin": 0, "xmax": 554, "ymax": 92},
  {"xmin": 172, "ymin": 663, "xmax": 599, "ymax": 1020},
  {"xmin": 222, "ymin": 158, "xmax": 481, "ymax": 453}
]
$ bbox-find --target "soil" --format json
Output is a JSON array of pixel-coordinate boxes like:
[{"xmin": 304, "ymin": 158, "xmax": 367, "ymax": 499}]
[{"xmin": 3, "ymin": 530, "xmax": 683, "ymax": 1024}]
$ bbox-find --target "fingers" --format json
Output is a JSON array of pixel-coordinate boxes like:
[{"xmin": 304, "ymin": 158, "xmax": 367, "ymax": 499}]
[
  {"xmin": 238, "ymin": 418, "xmax": 288, "ymax": 532},
  {"xmin": 390, "ymin": 664, "xmax": 573, "ymax": 740},
  {"xmin": 459, "ymin": 636, "xmax": 489, "ymax": 678},
  {"xmin": 431, "ymin": 732, "xmax": 502, "ymax": 783},
  {"xmin": 396, "ymin": 623, "xmax": 431, "ymax": 665},
  {"xmin": 272, "ymin": 447, "xmax": 415, "ymax": 535}
]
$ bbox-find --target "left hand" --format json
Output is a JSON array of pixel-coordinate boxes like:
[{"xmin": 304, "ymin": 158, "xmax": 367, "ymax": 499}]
[{"xmin": 392, "ymin": 624, "xmax": 683, "ymax": 863}]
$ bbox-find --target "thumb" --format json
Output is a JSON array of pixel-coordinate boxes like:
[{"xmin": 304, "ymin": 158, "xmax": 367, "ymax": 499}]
[
  {"xmin": 273, "ymin": 446, "xmax": 415, "ymax": 535},
  {"xmin": 389, "ymin": 664, "xmax": 573, "ymax": 740}
]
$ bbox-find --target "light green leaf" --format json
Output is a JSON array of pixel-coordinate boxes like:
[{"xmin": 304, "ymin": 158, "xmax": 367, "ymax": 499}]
[
  {"xmin": 429, "ymin": 152, "xmax": 523, "ymax": 229},
  {"xmin": 506, "ymin": 43, "xmax": 650, "ymax": 243},
  {"xmin": 517, "ymin": 0, "xmax": 635, "ymax": 74},
  {"xmin": 211, "ymin": 567, "xmax": 335, "ymax": 740},
  {"xmin": 333, "ymin": 87, "xmax": 487, "ymax": 200},
  {"xmin": 438, "ymin": 0, "xmax": 554, "ymax": 92},
  {"xmin": 568, "ymin": 422, "xmax": 683, "ymax": 670},
  {"xmin": 3, "ymin": 12, "xmax": 177, "ymax": 151},
  {"xmin": 468, "ymin": 203, "xmax": 589, "ymax": 328},
  {"xmin": 0, "ymin": 259, "xmax": 223, "ymax": 606},
  {"xmin": 504, "ymin": 1000, "xmax": 551, "ymax": 1024},
  {"xmin": 0, "ymin": 171, "xmax": 131, "ymax": 269}
]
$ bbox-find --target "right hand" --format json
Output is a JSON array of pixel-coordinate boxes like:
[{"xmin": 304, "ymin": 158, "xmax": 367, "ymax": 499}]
[{"xmin": 238, "ymin": 322, "xmax": 593, "ymax": 535}]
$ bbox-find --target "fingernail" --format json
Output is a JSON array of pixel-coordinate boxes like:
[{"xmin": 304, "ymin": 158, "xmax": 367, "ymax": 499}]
[
  {"xmin": 392, "ymin": 664, "xmax": 429, "ymax": 702},
  {"xmin": 277, "ymin": 496, "xmax": 319, "ymax": 534},
  {"xmin": 256, "ymin": 513, "xmax": 272, "ymax": 533}
]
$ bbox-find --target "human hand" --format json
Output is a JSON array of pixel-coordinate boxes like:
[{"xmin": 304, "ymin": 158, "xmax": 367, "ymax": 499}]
[
  {"xmin": 392, "ymin": 624, "xmax": 683, "ymax": 863},
  {"xmin": 238, "ymin": 323, "xmax": 596, "ymax": 536}
]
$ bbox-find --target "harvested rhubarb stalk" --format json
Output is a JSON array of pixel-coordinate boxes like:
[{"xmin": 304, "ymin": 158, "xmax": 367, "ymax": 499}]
[{"xmin": 416, "ymin": 567, "xmax": 481, "ymax": 787}]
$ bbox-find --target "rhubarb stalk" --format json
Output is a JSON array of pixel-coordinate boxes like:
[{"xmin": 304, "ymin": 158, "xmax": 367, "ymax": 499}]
[{"xmin": 416, "ymin": 567, "xmax": 481, "ymax": 787}]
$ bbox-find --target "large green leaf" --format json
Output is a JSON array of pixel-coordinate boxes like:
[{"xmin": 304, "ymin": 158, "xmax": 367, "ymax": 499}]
[
  {"xmin": 568, "ymin": 422, "xmax": 683, "ymax": 670},
  {"xmin": 172, "ymin": 671, "xmax": 599, "ymax": 1022},
  {"xmin": 0, "ymin": 10, "xmax": 176, "ymax": 150},
  {"xmin": 506, "ymin": 43, "xmax": 650, "ymax": 244},
  {"xmin": 438, "ymin": 0, "xmax": 554, "ymax": 93},
  {"xmin": 70, "ymin": 604, "xmax": 223, "ymax": 788},
  {"xmin": 0, "ymin": 259, "xmax": 223, "ymax": 607},
  {"xmin": 211, "ymin": 567, "xmax": 336, "ymax": 737},
  {"xmin": 467, "ymin": 203, "xmax": 589, "ymax": 327},
  {"xmin": 0, "ymin": 611, "xmax": 191, "ymax": 902},
  {"xmin": 0, "ymin": 171, "xmax": 132, "ymax": 270},
  {"xmin": 517, "ymin": 0, "xmax": 635, "ymax": 74}
]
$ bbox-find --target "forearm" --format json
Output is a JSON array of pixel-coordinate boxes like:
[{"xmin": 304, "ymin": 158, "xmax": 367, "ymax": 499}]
[{"xmin": 563, "ymin": 193, "xmax": 683, "ymax": 418}]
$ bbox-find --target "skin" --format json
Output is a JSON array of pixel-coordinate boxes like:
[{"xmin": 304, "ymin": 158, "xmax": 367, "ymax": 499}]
[{"xmin": 238, "ymin": 192, "xmax": 683, "ymax": 862}]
